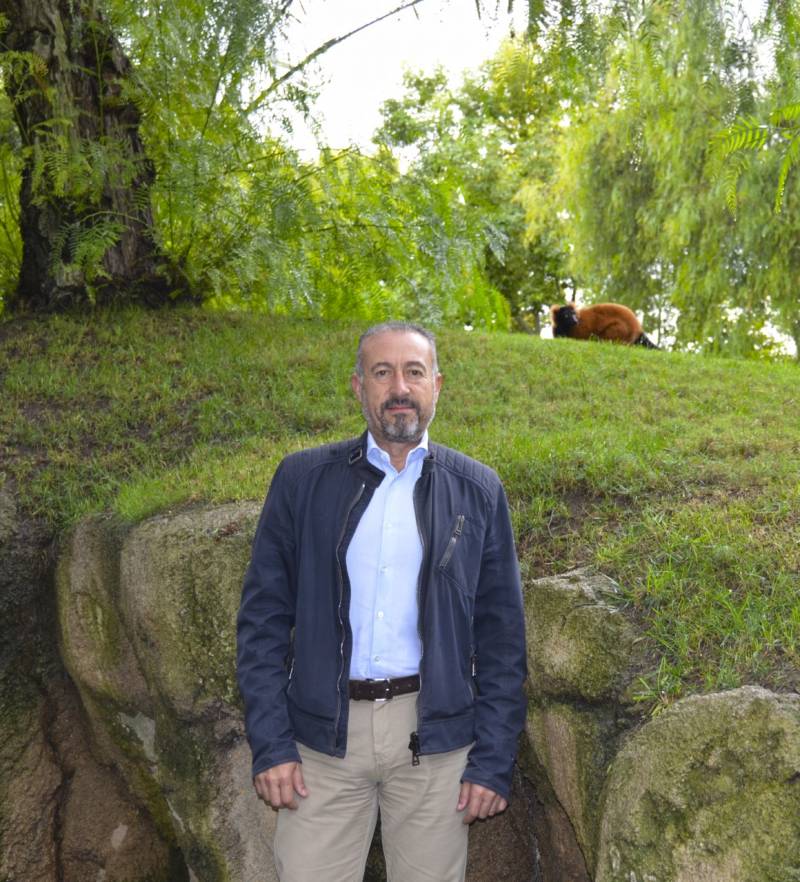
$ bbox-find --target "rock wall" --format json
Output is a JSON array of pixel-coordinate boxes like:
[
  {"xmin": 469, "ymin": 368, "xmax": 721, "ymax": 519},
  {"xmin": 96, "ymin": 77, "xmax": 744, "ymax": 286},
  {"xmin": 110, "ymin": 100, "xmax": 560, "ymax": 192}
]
[
  {"xmin": 1, "ymin": 482, "xmax": 179, "ymax": 882},
  {"xmin": 56, "ymin": 505, "xmax": 276, "ymax": 882},
  {"xmin": 521, "ymin": 569, "xmax": 650, "ymax": 879},
  {"xmin": 520, "ymin": 570, "xmax": 800, "ymax": 882},
  {"xmin": 5, "ymin": 502, "xmax": 800, "ymax": 881}
]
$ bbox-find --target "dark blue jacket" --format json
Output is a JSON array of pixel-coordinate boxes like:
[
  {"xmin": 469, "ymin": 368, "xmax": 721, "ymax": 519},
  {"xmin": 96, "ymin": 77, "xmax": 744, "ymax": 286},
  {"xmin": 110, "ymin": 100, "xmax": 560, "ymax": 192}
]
[{"xmin": 236, "ymin": 433, "xmax": 527, "ymax": 800}]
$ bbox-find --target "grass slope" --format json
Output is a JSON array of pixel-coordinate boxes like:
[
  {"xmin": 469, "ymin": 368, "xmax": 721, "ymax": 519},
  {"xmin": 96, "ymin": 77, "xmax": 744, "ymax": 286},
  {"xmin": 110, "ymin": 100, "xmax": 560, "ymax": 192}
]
[{"xmin": 2, "ymin": 308, "xmax": 799, "ymax": 708}]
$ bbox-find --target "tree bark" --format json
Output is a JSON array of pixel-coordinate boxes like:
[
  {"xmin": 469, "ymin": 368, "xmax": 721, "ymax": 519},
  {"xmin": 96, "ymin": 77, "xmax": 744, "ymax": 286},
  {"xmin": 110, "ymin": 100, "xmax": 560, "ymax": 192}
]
[{"xmin": 0, "ymin": 0, "xmax": 189, "ymax": 311}]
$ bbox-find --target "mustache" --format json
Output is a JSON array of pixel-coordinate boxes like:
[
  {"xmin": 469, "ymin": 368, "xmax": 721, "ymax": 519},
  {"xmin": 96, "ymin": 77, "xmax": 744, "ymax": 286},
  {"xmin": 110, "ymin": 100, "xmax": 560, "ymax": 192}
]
[{"xmin": 382, "ymin": 397, "xmax": 419, "ymax": 413}]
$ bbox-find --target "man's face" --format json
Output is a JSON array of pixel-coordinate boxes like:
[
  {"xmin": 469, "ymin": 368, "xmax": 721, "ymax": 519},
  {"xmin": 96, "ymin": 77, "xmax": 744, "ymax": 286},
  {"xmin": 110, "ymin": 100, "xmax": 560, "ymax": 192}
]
[{"xmin": 351, "ymin": 331, "xmax": 442, "ymax": 447}]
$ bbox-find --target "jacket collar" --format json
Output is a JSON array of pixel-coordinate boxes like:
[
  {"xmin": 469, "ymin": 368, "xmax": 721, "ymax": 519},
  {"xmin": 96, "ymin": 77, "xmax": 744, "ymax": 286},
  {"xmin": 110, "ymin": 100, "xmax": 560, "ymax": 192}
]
[{"xmin": 348, "ymin": 430, "xmax": 435, "ymax": 474}]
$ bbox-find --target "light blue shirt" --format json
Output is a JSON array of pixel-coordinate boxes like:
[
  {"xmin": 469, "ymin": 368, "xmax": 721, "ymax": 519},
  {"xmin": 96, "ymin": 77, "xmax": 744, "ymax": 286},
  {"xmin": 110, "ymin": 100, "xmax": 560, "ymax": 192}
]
[{"xmin": 346, "ymin": 431, "xmax": 427, "ymax": 680}]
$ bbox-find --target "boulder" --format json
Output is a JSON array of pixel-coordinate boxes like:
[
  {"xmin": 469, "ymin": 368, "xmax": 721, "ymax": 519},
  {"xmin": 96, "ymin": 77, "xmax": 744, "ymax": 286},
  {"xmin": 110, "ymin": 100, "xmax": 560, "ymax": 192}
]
[
  {"xmin": 57, "ymin": 504, "xmax": 278, "ymax": 882},
  {"xmin": 1, "ymin": 480, "xmax": 163, "ymax": 882},
  {"xmin": 0, "ymin": 696, "xmax": 61, "ymax": 882},
  {"xmin": 525, "ymin": 568, "xmax": 644, "ymax": 703},
  {"xmin": 525, "ymin": 700, "xmax": 616, "ymax": 873},
  {"xmin": 521, "ymin": 569, "xmax": 649, "ymax": 878},
  {"xmin": 595, "ymin": 686, "xmax": 800, "ymax": 882}
]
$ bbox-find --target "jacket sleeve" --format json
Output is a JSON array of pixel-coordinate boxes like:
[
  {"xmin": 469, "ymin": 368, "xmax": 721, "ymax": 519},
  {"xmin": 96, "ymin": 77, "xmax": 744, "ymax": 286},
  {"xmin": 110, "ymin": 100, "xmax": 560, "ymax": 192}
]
[
  {"xmin": 237, "ymin": 458, "xmax": 301, "ymax": 778},
  {"xmin": 462, "ymin": 480, "xmax": 527, "ymax": 801}
]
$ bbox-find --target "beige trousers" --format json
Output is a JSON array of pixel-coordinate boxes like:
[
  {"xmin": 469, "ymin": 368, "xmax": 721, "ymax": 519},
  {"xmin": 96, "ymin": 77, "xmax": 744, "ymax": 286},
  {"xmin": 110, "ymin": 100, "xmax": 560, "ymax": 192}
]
[{"xmin": 273, "ymin": 693, "xmax": 470, "ymax": 882}]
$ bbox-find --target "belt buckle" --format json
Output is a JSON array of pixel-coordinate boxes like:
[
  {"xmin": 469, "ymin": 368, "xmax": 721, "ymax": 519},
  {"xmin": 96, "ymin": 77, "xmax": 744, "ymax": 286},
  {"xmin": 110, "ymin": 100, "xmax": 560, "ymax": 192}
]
[{"xmin": 370, "ymin": 678, "xmax": 392, "ymax": 701}]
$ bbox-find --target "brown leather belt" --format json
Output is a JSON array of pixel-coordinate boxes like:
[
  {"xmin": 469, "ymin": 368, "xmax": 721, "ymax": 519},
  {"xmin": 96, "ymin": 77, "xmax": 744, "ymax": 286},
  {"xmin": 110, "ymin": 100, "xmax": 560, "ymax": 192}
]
[{"xmin": 348, "ymin": 675, "xmax": 420, "ymax": 701}]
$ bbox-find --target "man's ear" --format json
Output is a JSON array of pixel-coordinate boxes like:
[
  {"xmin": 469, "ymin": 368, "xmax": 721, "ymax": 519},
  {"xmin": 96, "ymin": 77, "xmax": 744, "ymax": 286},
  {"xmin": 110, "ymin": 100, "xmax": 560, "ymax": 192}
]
[
  {"xmin": 350, "ymin": 373, "xmax": 362, "ymax": 399},
  {"xmin": 434, "ymin": 373, "xmax": 443, "ymax": 400}
]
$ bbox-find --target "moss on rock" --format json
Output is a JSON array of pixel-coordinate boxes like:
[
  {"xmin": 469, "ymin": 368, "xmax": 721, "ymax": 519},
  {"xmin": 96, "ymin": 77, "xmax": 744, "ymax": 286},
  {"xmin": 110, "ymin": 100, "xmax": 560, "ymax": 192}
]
[
  {"xmin": 525, "ymin": 569, "xmax": 645, "ymax": 703},
  {"xmin": 57, "ymin": 502, "xmax": 278, "ymax": 881},
  {"xmin": 56, "ymin": 515, "xmax": 146, "ymax": 706},
  {"xmin": 119, "ymin": 503, "xmax": 260, "ymax": 712},
  {"xmin": 520, "ymin": 569, "xmax": 651, "ymax": 879},
  {"xmin": 595, "ymin": 686, "xmax": 800, "ymax": 882}
]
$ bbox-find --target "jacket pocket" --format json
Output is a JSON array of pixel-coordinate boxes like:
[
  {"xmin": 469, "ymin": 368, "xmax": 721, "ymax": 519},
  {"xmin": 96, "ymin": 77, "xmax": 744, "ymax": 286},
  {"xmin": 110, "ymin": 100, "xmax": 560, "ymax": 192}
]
[
  {"xmin": 287, "ymin": 694, "xmax": 335, "ymax": 724},
  {"xmin": 438, "ymin": 514, "xmax": 465, "ymax": 570}
]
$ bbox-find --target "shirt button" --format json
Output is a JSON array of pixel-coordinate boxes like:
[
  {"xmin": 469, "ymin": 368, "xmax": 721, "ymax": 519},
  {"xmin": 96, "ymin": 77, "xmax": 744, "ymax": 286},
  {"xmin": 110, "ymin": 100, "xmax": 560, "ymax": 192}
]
[
  {"xmin": 380, "ymin": 565, "xmax": 388, "ymax": 574},
  {"xmin": 374, "ymin": 655, "xmax": 380, "ymax": 662},
  {"xmin": 377, "ymin": 611, "xmax": 384, "ymax": 619}
]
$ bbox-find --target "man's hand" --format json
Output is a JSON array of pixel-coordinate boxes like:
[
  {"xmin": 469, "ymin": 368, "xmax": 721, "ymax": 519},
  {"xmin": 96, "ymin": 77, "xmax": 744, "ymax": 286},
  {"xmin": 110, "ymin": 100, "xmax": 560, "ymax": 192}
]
[
  {"xmin": 253, "ymin": 761, "xmax": 308, "ymax": 810},
  {"xmin": 457, "ymin": 781, "xmax": 507, "ymax": 824}
]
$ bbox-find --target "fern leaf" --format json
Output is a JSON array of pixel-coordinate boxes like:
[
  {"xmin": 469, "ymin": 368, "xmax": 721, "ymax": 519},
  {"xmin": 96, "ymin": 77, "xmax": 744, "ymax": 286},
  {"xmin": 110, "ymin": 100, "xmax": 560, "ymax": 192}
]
[
  {"xmin": 720, "ymin": 153, "xmax": 750, "ymax": 218},
  {"xmin": 770, "ymin": 103, "xmax": 800, "ymax": 126},
  {"xmin": 712, "ymin": 116, "xmax": 769, "ymax": 161}
]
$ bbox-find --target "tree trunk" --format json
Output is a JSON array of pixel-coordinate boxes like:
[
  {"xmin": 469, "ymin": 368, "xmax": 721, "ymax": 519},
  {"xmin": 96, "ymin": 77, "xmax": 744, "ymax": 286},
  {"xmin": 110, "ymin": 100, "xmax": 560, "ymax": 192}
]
[{"xmin": 0, "ymin": 0, "xmax": 190, "ymax": 311}]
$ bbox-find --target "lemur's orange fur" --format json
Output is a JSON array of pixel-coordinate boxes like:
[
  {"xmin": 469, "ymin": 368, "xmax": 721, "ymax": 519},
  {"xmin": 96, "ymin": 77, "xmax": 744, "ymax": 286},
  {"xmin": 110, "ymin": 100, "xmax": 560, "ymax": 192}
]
[{"xmin": 550, "ymin": 303, "xmax": 658, "ymax": 348}]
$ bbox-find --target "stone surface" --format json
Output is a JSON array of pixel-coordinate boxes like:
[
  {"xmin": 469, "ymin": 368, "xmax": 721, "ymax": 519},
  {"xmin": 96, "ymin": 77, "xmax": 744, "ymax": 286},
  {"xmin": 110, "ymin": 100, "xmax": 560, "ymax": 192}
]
[
  {"xmin": 526, "ymin": 701, "xmax": 617, "ymax": 872},
  {"xmin": 0, "ymin": 677, "xmax": 174, "ymax": 882},
  {"xmin": 465, "ymin": 768, "xmax": 541, "ymax": 881},
  {"xmin": 118, "ymin": 503, "xmax": 260, "ymax": 715},
  {"xmin": 521, "ymin": 568, "xmax": 647, "ymax": 880},
  {"xmin": 0, "ymin": 479, "xmax": 163, "ymax": 882},
  {"xmin": 57, "ymin": 503, "xmax": 276, "ymax": 882},
  {"xmin": 595, "ymin": 686, "xmax": 800, "ymax": 882},
  {"xmin": 525, "ymin": 568, "xmax": 644, "ymax": 702},
  {"xmin": 58, "ymin": 515, "xmax": 148, "ymax": 708},
  {"xmin": 52, "ymin": 681, "xmax": 175, "ymax": 882},
  {"xmin": 0, "ymin": 697, "xmax": 60, "ymax": 882}
]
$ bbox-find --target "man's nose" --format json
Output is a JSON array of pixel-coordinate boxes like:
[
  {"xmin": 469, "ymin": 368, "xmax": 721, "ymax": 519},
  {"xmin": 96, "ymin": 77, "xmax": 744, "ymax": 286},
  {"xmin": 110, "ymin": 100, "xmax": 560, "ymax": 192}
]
[{"xmin": 389, "ymin": 372, "xmax": 410, "ymax": 395}]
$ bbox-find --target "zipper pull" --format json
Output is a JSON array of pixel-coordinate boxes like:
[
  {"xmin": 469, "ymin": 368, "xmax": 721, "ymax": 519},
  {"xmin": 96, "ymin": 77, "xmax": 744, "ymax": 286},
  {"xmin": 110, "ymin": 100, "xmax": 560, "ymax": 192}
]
[{"xmin": 408, "ymin": 731, "xmax": 421, "ymax": 766}]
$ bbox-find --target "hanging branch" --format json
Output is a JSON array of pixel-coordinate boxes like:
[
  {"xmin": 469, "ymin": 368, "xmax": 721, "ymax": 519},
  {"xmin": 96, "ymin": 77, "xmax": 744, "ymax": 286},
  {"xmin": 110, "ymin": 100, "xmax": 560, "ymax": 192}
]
[{"xmin": 245, "ymin": 0, "xmax": 427, "ymax": 115}]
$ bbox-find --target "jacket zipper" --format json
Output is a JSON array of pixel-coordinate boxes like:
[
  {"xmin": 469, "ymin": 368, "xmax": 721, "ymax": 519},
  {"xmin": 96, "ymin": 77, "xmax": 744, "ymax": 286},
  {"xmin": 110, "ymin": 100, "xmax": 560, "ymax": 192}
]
[
  {"xmin": 287, "ymin": 650, "xmax": 295, "ymax": 683},
  {"xmin": 438, "ymin": 514, "xmax": 465, "ymax": 570},
  {"xmin": 334, "ymin": 481, "xmax": 366, "ymax": 746},
  {"xmin": 410, "ymin": 481, "xmax": 427, "ymax": 766},
  {"xmin": 467, "ymin": 642, "xmax": 477, "ymax": 702}
]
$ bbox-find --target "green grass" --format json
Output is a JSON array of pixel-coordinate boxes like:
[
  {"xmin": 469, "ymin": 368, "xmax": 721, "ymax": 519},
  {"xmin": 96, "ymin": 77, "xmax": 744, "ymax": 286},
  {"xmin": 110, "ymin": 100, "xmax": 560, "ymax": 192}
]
[{"xmin": 2, "ymin": 307, "xmax": 799, "ymax": 708}]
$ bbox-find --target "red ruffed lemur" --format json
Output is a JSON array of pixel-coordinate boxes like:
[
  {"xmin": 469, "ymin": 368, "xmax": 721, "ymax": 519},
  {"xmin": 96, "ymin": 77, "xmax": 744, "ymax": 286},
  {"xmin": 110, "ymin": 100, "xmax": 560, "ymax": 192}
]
[{"xmin": 550, "ymin": 303, "xmax": 659, "ymax": 349}]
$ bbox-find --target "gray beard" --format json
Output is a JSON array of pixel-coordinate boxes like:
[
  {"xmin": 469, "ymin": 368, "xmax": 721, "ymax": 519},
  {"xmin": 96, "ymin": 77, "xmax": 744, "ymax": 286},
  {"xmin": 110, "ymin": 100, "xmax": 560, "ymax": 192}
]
[
  {"xmin": 380, "ymin": 408, "xmax": 421, "ymax": 443},
  {"xmin": 362, "ymin": 397, "xmax": 435, "ymax": 445}
]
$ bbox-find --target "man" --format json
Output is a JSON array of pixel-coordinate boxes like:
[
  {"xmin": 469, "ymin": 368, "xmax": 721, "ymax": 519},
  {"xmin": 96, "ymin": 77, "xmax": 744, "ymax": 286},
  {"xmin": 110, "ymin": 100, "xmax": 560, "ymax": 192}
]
[{"xmin": 237, "ymin": 321, "xmax": 527, "ymax": 882}]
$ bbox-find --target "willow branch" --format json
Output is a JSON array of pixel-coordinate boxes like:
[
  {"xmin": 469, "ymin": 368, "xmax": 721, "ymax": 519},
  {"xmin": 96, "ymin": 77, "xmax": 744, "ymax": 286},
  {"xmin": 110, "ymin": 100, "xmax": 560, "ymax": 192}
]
[{"xmin": 245, "ymin": 0, "xmax": 427, "ymax": 115}]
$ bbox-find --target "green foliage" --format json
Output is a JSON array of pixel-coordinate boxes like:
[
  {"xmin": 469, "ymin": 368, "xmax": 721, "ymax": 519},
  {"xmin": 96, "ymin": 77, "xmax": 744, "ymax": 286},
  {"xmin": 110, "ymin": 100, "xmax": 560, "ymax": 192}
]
[
  {"xmin": 711, "ymin": 0, "xmax": 800, "ymax": 221},
  {"xmin": 712, "ymin": 111, "xmax": 800, "ymax": 215},
  {"xmin": 108, "ymin": 0, "xmax": 303, "ymax": 299},
  {"xmin": 304, "ymin": 147, "xmax": 507, "ymax": 327},
  {"xmin": 535, "ymin": 0, "xmax": 800, "ymax": 356},
  {"xmin": 0, "ymin": 1, "xmax": 500, "ymax": 323},
  {"xmin": 96, "ymin": 0, "xmax": 503, "ymax": 324},
  {"xmin": 374, "ymin": 37, "xmax": 581, "ymax": 331},
  {"xmin": 0, "ymin": 7, "xmax": 168, "ymax": 307},
  {"xmin": 0, "ymin": 87, "xmax": 21, "ymax": 312},
  {"xmin": 2, "ymin": 0, "xmax": 800, "ymax": 354},
  {"xmin": 125, "ymin": 0, "xmax": 508, "ymax": 324}
]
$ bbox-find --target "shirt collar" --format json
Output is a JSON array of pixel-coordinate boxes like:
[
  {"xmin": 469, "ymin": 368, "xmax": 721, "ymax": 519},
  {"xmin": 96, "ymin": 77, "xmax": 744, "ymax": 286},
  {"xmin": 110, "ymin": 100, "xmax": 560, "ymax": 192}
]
[{"xmin": 367, "ymin": 430, "xmax": 429, "ymax": 472}]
